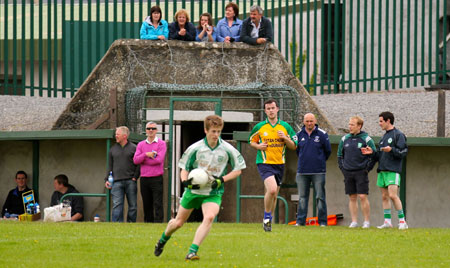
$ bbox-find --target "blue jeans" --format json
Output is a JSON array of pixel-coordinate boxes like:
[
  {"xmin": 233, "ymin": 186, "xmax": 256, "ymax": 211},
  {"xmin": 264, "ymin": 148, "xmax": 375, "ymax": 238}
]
[
  {"xmin": 111, "ymin": 179, "xmax": 137, "ymax": 222},
  {"xmin": 295, "ymin": 173, "xmax": 327, "ymax": 226}
]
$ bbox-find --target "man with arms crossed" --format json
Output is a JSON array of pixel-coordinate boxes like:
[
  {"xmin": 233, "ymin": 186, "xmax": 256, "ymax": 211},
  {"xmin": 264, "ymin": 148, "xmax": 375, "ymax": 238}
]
[
  {"xmin": 295, "ymin": 113, "xmax": 331, "ymax": 226},
  {"xmin": 249, "ymin": 99, "xmax": 297, "ymax": 232},
  {"xmin": 337, "ymin": 116, "xmax": 376, "ymax": 228},
  {"xmin": 154, "ymin": 115, "xmax": 246, "ymax": 261},
  {"xmin": 362, "ymin": 111, "xmax": 408, "ymax": 229}
]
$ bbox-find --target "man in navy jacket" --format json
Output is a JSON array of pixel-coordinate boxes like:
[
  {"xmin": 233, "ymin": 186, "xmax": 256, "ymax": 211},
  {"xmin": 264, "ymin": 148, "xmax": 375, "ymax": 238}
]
[
  {"xmin": 295, "ymin": 113, "xmax": 331, "ymax": 226},
  {"xmin": 240, "ymin": 5, "xmax": 273, "ymax": 45}
]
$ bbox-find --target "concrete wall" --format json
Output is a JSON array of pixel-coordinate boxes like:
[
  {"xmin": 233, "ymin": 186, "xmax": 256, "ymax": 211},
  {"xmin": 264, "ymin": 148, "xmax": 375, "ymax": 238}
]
[
  {"xmin": 0, "ymin": 140, "xmax": 109, "ymax": 221},
  {"xmin": 52, "ymin": 40, "xmax": 335, "ymax": 134},
  {"xmin": 218, "ymin": 143, "xmax": 450, "ymax": 228},
  {"xmin": 2, "ymin": 139, "xmax": 449, "ymax": 227},
  {"xmin": 405, "ymin": 146, "xmax": 450, "ymax": 228},
  {"xmin": 37, "ymin": 139, "xmax": 108, "ymax": 221},
  {"xmin": 0, "ymin": 141, "xmax": 33, "ymax": 206},
  {"xmin": 0, "ymin": 138, "xmax": 170, "ymax": 222}
]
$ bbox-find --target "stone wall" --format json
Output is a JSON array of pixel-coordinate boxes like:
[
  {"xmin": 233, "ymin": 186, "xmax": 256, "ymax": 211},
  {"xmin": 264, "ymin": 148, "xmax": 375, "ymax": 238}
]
[{"xmin": 53, "ymin": 39, "xmax": 335, "ymax": 134}]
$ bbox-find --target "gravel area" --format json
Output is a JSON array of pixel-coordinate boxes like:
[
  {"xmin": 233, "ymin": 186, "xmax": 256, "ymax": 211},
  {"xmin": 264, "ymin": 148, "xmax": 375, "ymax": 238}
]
[
  {"xmin": 1, "ymin": 90, "xmax": 450, "ymax": 138},
  {"xmin": 312, "ymin": 89, "xmax": 450, "ymax": 138},
  {"xmin": 0, "ymin": 95, "xmax": 71, "ymax": 131}
]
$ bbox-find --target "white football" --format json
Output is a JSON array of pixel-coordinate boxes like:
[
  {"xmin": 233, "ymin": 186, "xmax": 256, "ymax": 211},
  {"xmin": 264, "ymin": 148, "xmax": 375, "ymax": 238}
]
[{"xmin": 188, "ymin": 168, "xmax": 210, "ymax": 188}]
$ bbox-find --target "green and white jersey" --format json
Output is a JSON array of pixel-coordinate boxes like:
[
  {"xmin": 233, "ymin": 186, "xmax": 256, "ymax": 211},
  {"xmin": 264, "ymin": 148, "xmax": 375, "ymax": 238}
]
[{"xmin": 179, "ymin": 137, "xmax": 246, "ymax": 196}]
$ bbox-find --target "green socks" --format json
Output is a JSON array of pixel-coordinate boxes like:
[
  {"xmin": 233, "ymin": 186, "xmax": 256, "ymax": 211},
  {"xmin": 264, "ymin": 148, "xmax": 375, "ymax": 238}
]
[
  {"xmin": 397, "ymin": 210, "xmax": 405, "ymax": 221},
  {"xmin": 189, "ymin": 243, "xmax": 199, "ymax": 254},
  {"xmin": 384, "ymin": 209, "xmax": 392, "ymax": 224},
  {"xmin": 159, "ymin": 232, "xmax": 171, "ymax": 244}
]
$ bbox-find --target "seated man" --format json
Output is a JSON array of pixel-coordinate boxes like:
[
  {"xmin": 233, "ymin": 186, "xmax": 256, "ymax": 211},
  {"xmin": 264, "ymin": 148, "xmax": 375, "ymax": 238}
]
[
  {"xmin": 2, "ymin": 171, "xmax": 32, "ymax": 217},
  {"xmin": 240, "ymin": 5, "xmax": 273, "ymax": 45},
  {"xmin": 50, "ymin": 174, "xmax": 84, "ymax": 221}
]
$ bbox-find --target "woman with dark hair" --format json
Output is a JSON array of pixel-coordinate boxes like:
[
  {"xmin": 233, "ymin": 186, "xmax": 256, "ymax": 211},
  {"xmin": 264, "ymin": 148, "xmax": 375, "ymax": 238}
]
[
  {"xmin": 169, "ymin": 9, "xmax": 196, "ymax": 41},
  {"xmin": 140, "ymin": 6, "xmax": 169, "ymax": 40},
  {"xmin": 196, "ymin": 13, "xmax": 217, "ymax": 42},
  {"xmin": 216, "ymin": 2, "xmax": 242, "ymax": 43}
]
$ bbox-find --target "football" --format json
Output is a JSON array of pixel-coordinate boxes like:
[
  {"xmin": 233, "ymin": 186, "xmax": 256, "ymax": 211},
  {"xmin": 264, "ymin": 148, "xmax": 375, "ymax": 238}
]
[{"xmin": 188, "ymin": 168, "xmax": 210, "ymax": 188}]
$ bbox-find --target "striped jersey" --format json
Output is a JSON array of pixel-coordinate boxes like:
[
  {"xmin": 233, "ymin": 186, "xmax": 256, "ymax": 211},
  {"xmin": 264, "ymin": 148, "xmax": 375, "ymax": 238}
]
[
  {"xmin": 178, "ymin": 137, "xmax": 246, "ymax": 196},
  {"xmin": 248, "ymin": 119, "xmax": 298, "ymax": 164}
]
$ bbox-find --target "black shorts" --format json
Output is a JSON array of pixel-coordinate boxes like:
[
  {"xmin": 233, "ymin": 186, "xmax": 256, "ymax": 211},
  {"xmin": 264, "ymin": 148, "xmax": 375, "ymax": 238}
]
[
  {"xmin": 257, "ymin": 164, "xmax": 285, "ymax": 186},
  {"xmin": 342, "ymin": 169, "xmax": 369, "ymax": 195}
]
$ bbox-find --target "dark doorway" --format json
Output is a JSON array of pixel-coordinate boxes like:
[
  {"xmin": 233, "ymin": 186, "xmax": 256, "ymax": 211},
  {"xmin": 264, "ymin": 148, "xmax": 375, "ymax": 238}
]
[{"xmin": 179, "ymin": 120, "xmax": 249, "ymax": 222}]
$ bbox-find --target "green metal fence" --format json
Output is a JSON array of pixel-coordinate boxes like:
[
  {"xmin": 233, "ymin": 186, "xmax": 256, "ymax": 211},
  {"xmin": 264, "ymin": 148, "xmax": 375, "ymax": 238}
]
[{"xmin": 1, "ymin": 0, "xmax": 449, "ymax": 97}]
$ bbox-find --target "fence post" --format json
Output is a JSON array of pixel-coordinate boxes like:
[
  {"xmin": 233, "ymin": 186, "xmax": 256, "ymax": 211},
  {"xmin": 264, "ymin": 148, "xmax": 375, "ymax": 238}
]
[{"xmin": 437, "ymin": 90, "xmax": 446, "ymax": 137}]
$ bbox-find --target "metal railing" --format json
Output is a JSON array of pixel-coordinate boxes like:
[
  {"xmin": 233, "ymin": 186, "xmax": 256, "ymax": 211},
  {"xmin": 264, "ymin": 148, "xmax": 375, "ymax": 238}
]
[
  {"xmin": 60, "ymin": 192, "xmax": 111, "ymax": 222},
  {"xmin": 1, "ymin": 0, "xmax": 449, "ymax": 97}
]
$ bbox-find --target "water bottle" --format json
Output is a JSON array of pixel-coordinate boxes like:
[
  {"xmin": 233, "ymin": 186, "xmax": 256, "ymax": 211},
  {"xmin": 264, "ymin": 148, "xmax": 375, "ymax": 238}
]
[
  {"xmin": 4, "ymin": 209, "xmax": 10, "ymax": 218},
  {"xmin": 29, "ymin": 203, "xmax": 35, "ymax": 214},
  {"xmin": 108, "ymin": 171, "xmax": 114, "ymax": 188},
  {"xmin": 26, "ymin": 203, "xmax": 32, "ymax": 214},
  {"xmin": 35, "ymin": 203, "xmax": 40, "ymax": 214},
  {"xmin": 94, "ymin": 214, "xmax": 100, "ymax": 222}
]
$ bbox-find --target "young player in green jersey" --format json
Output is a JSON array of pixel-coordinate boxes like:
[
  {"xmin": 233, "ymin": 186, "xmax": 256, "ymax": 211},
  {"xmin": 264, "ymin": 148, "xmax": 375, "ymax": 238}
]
[{"xmin": 154, "ymin": 115, "xmax": 246, "ymax": 261}]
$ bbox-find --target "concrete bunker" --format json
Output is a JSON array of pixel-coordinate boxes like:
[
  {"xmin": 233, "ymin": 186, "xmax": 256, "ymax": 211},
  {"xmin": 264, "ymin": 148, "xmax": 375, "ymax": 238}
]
[{"xmin": 49, "ymin": 40, "xmax": 336, "ymax": 222}]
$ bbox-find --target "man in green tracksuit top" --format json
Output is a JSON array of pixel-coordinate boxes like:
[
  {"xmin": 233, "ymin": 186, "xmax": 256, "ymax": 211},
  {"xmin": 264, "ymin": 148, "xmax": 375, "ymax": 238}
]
[{"xmin": 337, "ymin": 116, "xmax": 376, "ymax": 229}]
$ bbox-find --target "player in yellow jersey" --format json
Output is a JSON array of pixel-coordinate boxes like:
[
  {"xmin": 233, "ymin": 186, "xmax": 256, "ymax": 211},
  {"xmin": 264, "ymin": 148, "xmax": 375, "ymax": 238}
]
[{"xmin": 249, "ymin": 99, "xmax": 297, "ymax": 231}]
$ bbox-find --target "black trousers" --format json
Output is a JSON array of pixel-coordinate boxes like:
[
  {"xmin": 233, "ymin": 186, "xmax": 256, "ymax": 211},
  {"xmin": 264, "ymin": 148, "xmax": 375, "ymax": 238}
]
[{"xmin": 140, "ymin": 176, "xmax": 163, "ymax": 223}]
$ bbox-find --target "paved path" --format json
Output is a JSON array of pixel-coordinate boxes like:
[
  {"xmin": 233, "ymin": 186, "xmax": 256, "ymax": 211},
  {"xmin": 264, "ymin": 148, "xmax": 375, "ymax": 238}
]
[
  {"xmin": 0, "ymin": 95, "xmax": 70, "ymax": 131},
  {"xmin": 312, "ymin": 89, "xmax": 450, "ymax": 138},
  {"xmin": 2, "ymin": 89, "xmax": 450, "ymax": 138}
]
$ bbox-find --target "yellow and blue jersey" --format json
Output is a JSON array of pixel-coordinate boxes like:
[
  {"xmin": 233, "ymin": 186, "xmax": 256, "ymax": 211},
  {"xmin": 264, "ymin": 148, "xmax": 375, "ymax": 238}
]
[{"xmin": 249, "ymin": 119, "xmax": 297, "ymax": 164}]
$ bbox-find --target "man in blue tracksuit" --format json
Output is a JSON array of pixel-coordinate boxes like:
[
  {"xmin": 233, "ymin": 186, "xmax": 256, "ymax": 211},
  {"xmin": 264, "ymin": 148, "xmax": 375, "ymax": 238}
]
[{"xmin": 295, "ymin": 113, "xmax": 332, "ymax": 226}]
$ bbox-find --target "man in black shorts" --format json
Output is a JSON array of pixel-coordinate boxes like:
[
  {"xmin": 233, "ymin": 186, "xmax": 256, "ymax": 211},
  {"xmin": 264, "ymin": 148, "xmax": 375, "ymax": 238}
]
[{"xmin": 337, "ymin": 116, "xmax": 376, "ymax": 228}]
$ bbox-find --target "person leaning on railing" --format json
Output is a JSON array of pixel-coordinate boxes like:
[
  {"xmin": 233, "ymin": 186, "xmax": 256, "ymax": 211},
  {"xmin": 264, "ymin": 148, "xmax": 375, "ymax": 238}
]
[
  {"xmin": 169, "ymin": 9, "xmax": 196, "ymax": 41},
  {"xmin": 140, "ymin": 6, "xmax": 169, "ymax": 40},
  {"xmin": 216, "ymin": 2, "xmax": 242, "ymax": 43},
  {"xmin": 50, "ymin": 174, "xmax": 84, "ymax": 222},
  {"xmin": 196, "ymin": 13, "xmax": 217, "ymax": 42},
  {"xmin": 240, "ymin": 5, "xmax": 273, "ymax": 46}
]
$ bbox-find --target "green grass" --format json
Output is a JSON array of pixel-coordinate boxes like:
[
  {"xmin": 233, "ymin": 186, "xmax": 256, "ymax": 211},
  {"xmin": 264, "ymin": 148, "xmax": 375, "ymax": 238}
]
[{"xmin": 1, "ymin": 221, "xmax": 449, "ymax": 267}]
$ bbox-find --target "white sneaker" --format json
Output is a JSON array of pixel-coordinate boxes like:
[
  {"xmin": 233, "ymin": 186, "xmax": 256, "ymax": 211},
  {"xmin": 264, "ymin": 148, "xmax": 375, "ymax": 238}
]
[
  {"xmin": 398, "ymin": 221, "xmax": 409, "ymax": 230},
  {"xmin": 349, "ymin": 222, "xmax": 358, "ymax": 228},
  {"xmin": 362, "ymin": 221, "xmax": 370, "ymax": 229},
  {"xmin": 377, "ymin": 221, "xmax": 393, "ymax": 229}
]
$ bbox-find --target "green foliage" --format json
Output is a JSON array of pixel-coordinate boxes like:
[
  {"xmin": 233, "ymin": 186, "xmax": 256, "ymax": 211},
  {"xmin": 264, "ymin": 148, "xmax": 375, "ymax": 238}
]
[
  {"xmin": 1, "ymin": 221, "xmax": 449, "ymax": 267},
  {"xmin": 290, "ymin": 40, "xmax": 317, "ymax": 95}
]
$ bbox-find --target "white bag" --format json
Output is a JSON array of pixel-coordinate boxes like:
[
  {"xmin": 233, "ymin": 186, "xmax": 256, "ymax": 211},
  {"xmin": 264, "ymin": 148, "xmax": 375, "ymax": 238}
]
[{"xmin": 43, "ymin": 204, "xmax": 71, "ymax": 222}]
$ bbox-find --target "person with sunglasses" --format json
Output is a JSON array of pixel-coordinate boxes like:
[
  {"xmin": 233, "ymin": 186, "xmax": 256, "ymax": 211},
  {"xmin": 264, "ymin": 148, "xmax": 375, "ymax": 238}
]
[{"xmin": 134, "ymin": 122, "xmax": 167, "ymax": 222}]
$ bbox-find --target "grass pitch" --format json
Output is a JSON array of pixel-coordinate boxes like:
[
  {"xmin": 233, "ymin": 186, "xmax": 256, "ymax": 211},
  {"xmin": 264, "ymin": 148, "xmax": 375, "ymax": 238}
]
[{"xmin": 1, "ymin": 221, "xmax": 449, "ymax": 267}]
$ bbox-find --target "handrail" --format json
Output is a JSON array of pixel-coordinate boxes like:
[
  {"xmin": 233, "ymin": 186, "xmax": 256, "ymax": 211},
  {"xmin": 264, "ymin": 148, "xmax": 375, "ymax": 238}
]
[
  {"xmin": 238, "ymin": 195, "xmax": 289, "ymax": 224},
  {"xmin": 60, "ymin": 192, "xmax": 111, "ymax": 222},
  {"xmin": 234, "ymin": 131, "xmax": 290, "ymax": 224}
]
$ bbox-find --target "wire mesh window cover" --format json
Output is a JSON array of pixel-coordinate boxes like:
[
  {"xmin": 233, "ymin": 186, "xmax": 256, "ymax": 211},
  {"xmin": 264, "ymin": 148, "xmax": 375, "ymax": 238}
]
[{"xmin": 125, "ymin": 82, "xmax": 302, "ymax": 134}]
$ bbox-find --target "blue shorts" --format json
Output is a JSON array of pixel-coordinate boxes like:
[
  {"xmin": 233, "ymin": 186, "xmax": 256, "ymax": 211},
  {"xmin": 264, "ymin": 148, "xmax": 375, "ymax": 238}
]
[{"xmin": 257, "ymin": 164, "xmax": 285, "ymax": 186}]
